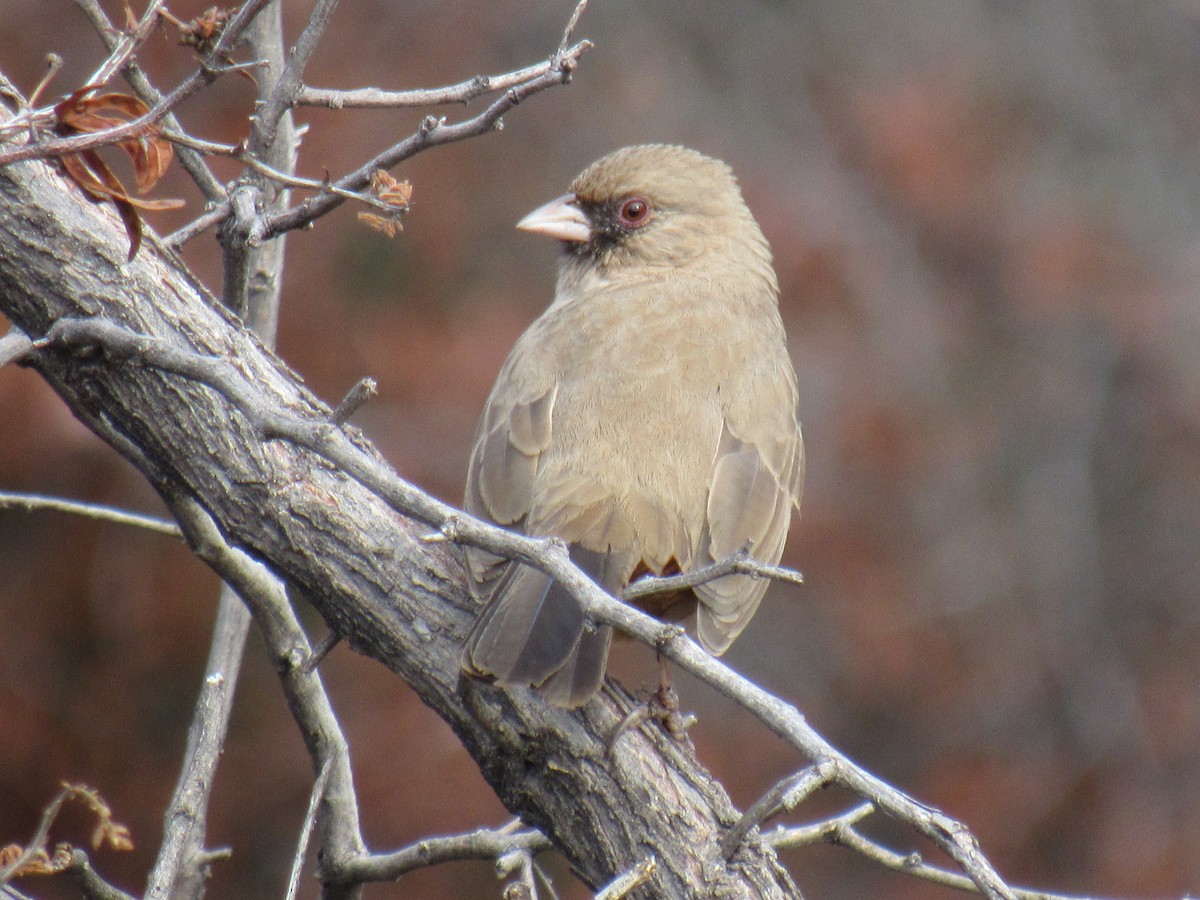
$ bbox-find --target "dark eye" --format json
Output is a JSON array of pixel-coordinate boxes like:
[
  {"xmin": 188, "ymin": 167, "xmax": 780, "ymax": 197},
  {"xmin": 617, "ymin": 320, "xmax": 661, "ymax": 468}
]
[{"xmin": 616, "ymin": 196, "xmax": 651, "ymax": 229}]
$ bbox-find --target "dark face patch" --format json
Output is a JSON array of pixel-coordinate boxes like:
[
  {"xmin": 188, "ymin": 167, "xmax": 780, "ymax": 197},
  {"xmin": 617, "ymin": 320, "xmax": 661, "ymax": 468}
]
[{"xmin": 563, "ymin": 198, "xmax": 658, "ymax": 263}]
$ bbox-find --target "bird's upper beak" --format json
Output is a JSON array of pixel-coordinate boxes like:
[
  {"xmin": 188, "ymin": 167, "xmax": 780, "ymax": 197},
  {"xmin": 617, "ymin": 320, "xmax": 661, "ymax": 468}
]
[{"xmin": 516, "ymin": 194, "xmax": 592, "ymax": 243}]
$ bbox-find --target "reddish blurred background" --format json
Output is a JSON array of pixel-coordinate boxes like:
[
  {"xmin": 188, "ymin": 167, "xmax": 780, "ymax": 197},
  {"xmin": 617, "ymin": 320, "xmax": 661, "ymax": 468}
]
[{"xmin": 3, "ymin": 1, "xmax": 1200, "ymax": 897}]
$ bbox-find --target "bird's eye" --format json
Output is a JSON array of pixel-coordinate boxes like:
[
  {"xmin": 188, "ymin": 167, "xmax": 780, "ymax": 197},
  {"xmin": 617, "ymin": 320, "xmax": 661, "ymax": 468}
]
[{"xmin": 616, "ymin": 196, "xmax": 651, "ymax": 229}]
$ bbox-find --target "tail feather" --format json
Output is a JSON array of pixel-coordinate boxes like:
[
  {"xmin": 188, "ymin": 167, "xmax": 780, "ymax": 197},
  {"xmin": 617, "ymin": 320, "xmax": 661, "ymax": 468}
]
[{"xmin": 463, "ymin": 545, "xmax": 619, "ymax": 707}]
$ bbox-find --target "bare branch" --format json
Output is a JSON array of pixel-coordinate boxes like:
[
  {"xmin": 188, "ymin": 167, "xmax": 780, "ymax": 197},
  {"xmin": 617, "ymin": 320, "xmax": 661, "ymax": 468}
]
[
  {"xmin": 722, "ymin": 763, "xmax": 835, "ymax": 859},
  {"xmin": 296, "ymin": 0, "xmax": 588, "ymax": 110},
  {"xmin": 285, "ymin": 758, "xmax": 331, "ymax": 900},
  {"xmin": 623, "ymin": 547, "xmax": 803, "ymax": 604},
  {"xmin": 764, "ymin": 802, "xmax": 876, "ymax": 850},
  {"xmin": 26, "ymin": 54, "xmax": 63, "ymax": 110},
  {"xmin": 162, "ymin": 494, "xmax": 367, "ymax": 895},
  {"xmin": 62, "ymin": 850, "xmax": 138, "ymax": 900},
  {"xmin": 331, "ymin": 378, "xmax": 378, "ymax": 426},
  {"xmin": 76, "ymin": 0, "xmax": 168, "ymax": 90},
  {"xmin": 336, "ymin": 822, "xmax": 549, "ymax": 883},
  {"xmin": 257, "ymin": 39, "xmax": 592, "ymax": 240},
  {"xmin": 0, "ymin": 329, "xmax": 33, "ymax": 368},
  {"xmin": 822, "ymin": 817, "xmax": 1099, "ymax": 900},
  {"xmin": 0, "ymin": 0, "xmax": 271, "ymax": 171},
  {"xmin": 253, "ymin": 0, "xmax": 341, "ymax": 153},
  {"xmin": 594, "ymin": 857, "xmax": 657, "ymax": 900},
  {"xmin": 144, "ymin": 585, "xmax": 249, "ymax": 900},
  {"xmin": 0, "ymin": 490, "xmax": 181, "ymax": 537},
  {"xmin": 164, "ymin": 203, "xmax": 230, "ymax": 249}
]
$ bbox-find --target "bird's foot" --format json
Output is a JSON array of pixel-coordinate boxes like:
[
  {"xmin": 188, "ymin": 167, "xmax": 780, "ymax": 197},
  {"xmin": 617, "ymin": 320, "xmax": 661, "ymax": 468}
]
[{"xmin": 606, "ymin": 679, "xmax": 697, "ymax": 754}]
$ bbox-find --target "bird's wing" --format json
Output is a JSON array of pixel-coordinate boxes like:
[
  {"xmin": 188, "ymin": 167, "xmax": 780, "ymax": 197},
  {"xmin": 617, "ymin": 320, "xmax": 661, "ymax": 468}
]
[
  {"xmin": 694, "ymin": 364, "xmax": 804, "ymax": 654},
  {"xmin": 463, "ymin": 373, "xmax": 627, "ymax": 706},
  {"xmin": 463, "ymin": 378, "xmax": 558, "ymax": 597}
]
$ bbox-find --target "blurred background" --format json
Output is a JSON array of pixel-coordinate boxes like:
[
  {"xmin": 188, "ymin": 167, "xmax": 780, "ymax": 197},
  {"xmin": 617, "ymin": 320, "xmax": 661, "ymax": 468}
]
[{"xmin": 3, "ymin": 1, "xmax": 1200, "ymax": 897}]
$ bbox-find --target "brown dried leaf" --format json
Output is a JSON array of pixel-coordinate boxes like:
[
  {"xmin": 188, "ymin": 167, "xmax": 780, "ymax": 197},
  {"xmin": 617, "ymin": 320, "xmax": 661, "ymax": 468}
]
[
  {"xmin": 357, "ymin": 171, "xmax": 413, "ymax": 238},
  {"xmin": 357, "ymin": 212, "xmax": 403, "ymax": 238},
  {"xmin": 178, "ymin": 7, "xmax": 233, "ymax": 54},
  {"xmin": 55, "ymin": 91, "xmax": 175, "ymax": 195},
  {"xmin": 125, "ymin": 134, "xmax": 174, "ymax": 193},
  {"xmin": 61, "ymin": 91, "xmax": 152, "ymax": 123},
  {"xmin": 369, "ymin": 170, "xmax": 414, "ymax": 207},
  {"xmin": 77, "ymin": 149, "xmax": 144, "ymax": 259},
  {"xmin": 61, "ymin": 784, "xmax": 134, "ymax": 853},
  {"xmin": 53, "ymin": 88, "xmax": 183, "ymax": 257},
  {"xmin": 13, "ymin": 849, "xmax": 56, "ymax": 877}
]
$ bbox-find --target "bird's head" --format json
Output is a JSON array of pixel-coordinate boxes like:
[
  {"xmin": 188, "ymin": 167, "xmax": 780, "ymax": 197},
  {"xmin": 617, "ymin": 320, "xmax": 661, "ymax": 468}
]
[{"xmin": 517, "ymin": 144, "xmax": 773, "ymax": 289}]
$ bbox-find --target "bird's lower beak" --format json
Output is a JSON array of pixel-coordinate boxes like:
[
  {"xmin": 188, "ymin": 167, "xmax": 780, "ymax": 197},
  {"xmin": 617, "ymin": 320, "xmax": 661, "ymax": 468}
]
[{"xmin": 516, "ymin": 194, "xmax": 592, "ymax": 243}]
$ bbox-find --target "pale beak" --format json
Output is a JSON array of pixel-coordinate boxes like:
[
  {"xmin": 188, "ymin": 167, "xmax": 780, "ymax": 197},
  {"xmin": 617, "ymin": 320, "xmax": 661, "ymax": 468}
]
[{"xmin": 516, "ymin": 194, "xmax": 592, "ymax": 243}]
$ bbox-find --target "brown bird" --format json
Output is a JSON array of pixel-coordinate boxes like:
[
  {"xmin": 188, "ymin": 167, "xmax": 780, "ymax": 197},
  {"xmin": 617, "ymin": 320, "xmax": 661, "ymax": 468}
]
[{"xmin": 461, "ymin": 144, "xmax": 804, "ymax": 707}]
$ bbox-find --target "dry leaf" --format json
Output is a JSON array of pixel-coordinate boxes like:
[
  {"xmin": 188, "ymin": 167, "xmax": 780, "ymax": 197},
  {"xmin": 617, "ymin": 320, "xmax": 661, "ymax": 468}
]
[
  {"xmin": 178, "ymin": 7, "xmax": 233, "ymax": 55},
  {"xmin": 357, "ymin": 171, "xmax": 413, "ymax": 238},
  {"xmin": 54, "ymin": 88, "xmax": 183, "ymax": 259}
]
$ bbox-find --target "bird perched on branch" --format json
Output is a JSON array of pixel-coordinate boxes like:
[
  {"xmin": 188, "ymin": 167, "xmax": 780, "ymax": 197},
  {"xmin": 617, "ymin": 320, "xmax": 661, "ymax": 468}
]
[{"xmin": 461, "ymin": 144, "xmax": 804, "ymax": 707}]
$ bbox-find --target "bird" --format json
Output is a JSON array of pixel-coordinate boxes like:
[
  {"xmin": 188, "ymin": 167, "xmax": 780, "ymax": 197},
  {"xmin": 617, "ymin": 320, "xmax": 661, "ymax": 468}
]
[{"xmin": 460, "ymin": 144, "xmax": 804, "ymax": 707}]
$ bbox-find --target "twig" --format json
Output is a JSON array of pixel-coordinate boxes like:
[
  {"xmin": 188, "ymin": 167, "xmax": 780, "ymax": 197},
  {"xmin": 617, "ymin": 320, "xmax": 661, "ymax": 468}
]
[
  {"xmin": 721, "ymin": 763, "xmax": 835, "ymax": 859},
  {"xmin": 164, "ymin": 203, "xmax": 231, "ymax": 249},
  {"xmin": 63, "ymin": 850, "xmax": 138, "ymax": 900},
  {"xmin": 0, "ymin": 490, "xmax": 181, "ymax": 537},
  {"xmin": 33, "ymin": 315, "xmax": 1018, "ymax": 900},
  {"xmin": 78, "ymin": 0, "xmax": 169, "ymax": 90},
  {"xmin": 144, "ymin": 586, "xmax": 249, "ymax": 900},
  {"xmin": 295, "ymin": 0, "xmax": 587, "ymax": 111},
  {"xmin": 594, "ymin": 857, "xmax": 656, "ymax": 900},
  {"xmin": 623, "ymin": 548, "xmax": 803, "ymax": 603},
  {"xmin": 285, "ymin": 758, "xmax": 332, "ymax": 900},
  {"xmin": 301, "ymin": 630, "xmax": 342, "ymax": 673},
  {"xmin": 158, "ymin": 128, "xmax": 399, "ymax": 212},
  {"xmin": 496, "ymin": 846, "xmax": 537, "ymax": 898},
  {"xmin": 331, "ymin": 378, "xmax": 378, "ymax": 425},
  {"xmin": 294, "ymin": 0, "xmax": 588, "ymax": 110},
  {"xmin": 256, "ymin": 37, "xmax": 591, "ymax": 240},
  {"xmin": 819, "ymin": 818, "xmax": 1102, "ymax": 900},
  {"xmin": 556, "ymin": 0, "xmax": 589, "ymax": 59},
  {"xmin": 0, "ymin": 788, "xmax": 67, "ymax": 884},
  {"xmin": 163, "ymin": 494, "xmax": 368, "ymax": 892},
  {"xmin": 0, "ymin": 785, "xmax": 132, "ymax": 891},
  {"xmin": 336, "ymin": 822, "xmax": 550, "ymax": 883},
  {"xmin": 764, "ymin": 802, "xmax": 876, "ymax": 850},
  {"xmin": 26, "ymin": 54, "xmax": 63, "ymax": 110},
  {"xmin": 0, "ymin": 0, "xmax": 272, "ymax": 170},
  {"xmin": 253, "ymin": 0, "xmax": 341, "ymax": 154},
  {"xmin": 0, "ymin": 329, "xmax": 34, "ymax": 368}
]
